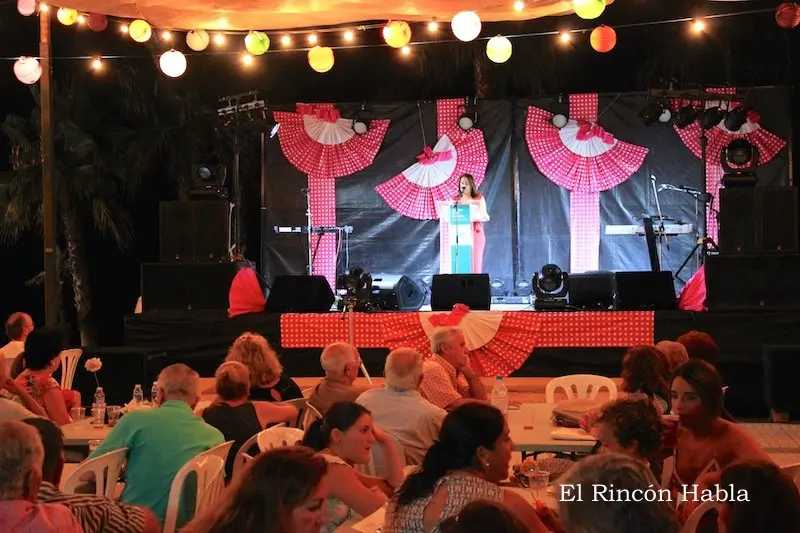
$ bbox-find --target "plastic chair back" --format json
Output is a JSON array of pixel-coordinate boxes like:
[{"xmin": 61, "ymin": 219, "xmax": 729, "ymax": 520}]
[
  {"xmin": 545, "ymin": 374, "xmax": 618, "ymax": 403},
  {"xmin": 62, "ymin": 447, "xmax": 128, "ymax": 498},
  {"xmin": 257, "ymin": 426, "xmax": 304, "ymax": 451},
  {"xmin": 163, "ymin": 454, "xmax": 225, "ymax": 533},
  {"xmin": 680, "ymin": 499, "xmax": 718, "ymax": 533},
  {"xmin": 59, "ymin": 349, "xmax": 83, "ymax": 390}
]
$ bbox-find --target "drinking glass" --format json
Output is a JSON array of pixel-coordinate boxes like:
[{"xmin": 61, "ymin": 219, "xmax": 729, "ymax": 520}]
[
  {"xmin": 529, "ymin": 470, "xmax": 550, "ymax": 501},
  {"xmin": 88, "ymin": 439, "xmax": 102, "ymax": 454},
  {"xmin": 70, "ymin": 406, "xmax": 86, "ymax": 421},
  {"xmin": 107, "ymin": 406, "xmax": 122, "ymax": 427},
  {"xmin": 91, "ymin": 405, "xmax": 106, "ymax": 428},
  {"xmin": 521, "ymin": 404, "xmax": 535, "ymax": 430}
]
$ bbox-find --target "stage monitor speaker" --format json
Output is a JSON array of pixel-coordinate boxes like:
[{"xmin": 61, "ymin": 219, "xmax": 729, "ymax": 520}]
[
  {"xmin": 159, "ymin": 200, "xmax": 230, "ymax": 262},
  {"xmin": 615, "ymin": 271, "xmax": 677, "ymax": 310},
  {"xmin": 370, "ymin": 274, "xmax": 425, "ymax": 311},
  {"xmin": 568, "ymin": 272, "xmax": 616, "ymax": 310},
  {"xmin": 719, "ymin": 187, "xmax": 798, "ymax": 254},
  {"xmin": 705, "ymin": 254, "xmax": 800, "ymax": 309},
  {"xmin": 141, "ymin": 262, "xmax": 237, "ymax": 311},
  {"xmin": 265, "ymin": 275, "xmax": 335, "ymax": 313},
  {"xmin": 431, "ymin": 274, "xmax": 490, "ymax": 311},
  {"xmin": 763, "ymin": 345, "xmax": 800, "ymax": 414}
]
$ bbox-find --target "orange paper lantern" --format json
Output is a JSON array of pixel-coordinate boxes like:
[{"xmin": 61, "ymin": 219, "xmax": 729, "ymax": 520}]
[
  {"xmin": 383, "ymin": 21, "xmax": 411, "ymax": 48},
  {"xmin": 590, "ymin": 25, "xmax": 616, "ymax": 53},
  {"xmin": 776, "ymin": 2, "xmax": 800, "ymax": 29}
]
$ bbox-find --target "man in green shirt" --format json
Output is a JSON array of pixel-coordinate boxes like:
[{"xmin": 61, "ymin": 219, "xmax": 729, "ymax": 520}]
[{"xmin": 89, "ymin": 363, "xmax": 224, "ymax": 526}]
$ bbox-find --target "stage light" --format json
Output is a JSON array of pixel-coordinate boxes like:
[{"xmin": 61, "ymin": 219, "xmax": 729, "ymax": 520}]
[
  {"xmin": 674, "ymin": 105, "xmax": 698, "ymax": 129},
  {"xmin": 721, "ymin": 139, "xmax": 760, "ymax": 187},
  {"xmin": 724, "ymin": 106, "xmax": 749, "ymax": 131},
  {"xmin": 639, "ymin": 100, "xmax": 669, "ymax": 127},
  {"xmin": 515, "ymin": 280, "xmax": 532, "ymax": 297},
  {"xmin": 701, "ymin": 106, "xmax": 725, "ymax": 129},
  {"xmin": 659, "ymin": 109, "xmax": 672, "ymax": 123},
  {"xmin": 428, "ymin": 21, "xmax": 439, "ymax": 32},
  {"xmin": 490, "ymin": 279, "xmax": 508, "ymax": 297},
  {"xmin": 533, "ymin": 264, "xmax": 569, "ymax": 310},
  {"xmin": 337, "ymin": 267, "xmax": 374, "ymax": 310},
  {"xmin": 559, "ymin": 31, "xmax": 571, "ymax": 44}
]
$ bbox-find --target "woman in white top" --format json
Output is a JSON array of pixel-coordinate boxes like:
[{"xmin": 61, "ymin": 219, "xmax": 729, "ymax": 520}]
[{"xmin": 301, "ymin": 401, "xmax": 404, "ymax": 533}]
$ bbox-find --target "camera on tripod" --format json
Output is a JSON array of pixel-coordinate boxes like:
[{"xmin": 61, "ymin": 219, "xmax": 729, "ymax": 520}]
[{"xmin": 336, "ymin": 267, "xmax": 377, "ymax": 311}]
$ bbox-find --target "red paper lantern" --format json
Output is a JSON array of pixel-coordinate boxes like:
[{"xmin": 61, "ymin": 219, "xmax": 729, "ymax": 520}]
[
  {"xmin": 87, "ymin": 13, "xmax": 108, "ymax": 32},
  {"xmin": 776, "ymin": 2, "xmax": 800, "ymax": 29},
  {"xmin": 590, "ymin": 25, "xmax": 616, "ymax": 53}
]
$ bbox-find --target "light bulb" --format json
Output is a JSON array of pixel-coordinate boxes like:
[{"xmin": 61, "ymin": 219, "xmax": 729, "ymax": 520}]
[
  {"xmin": 344, "ymin": 30, "xmax": 354, "ymax": 41},
  {"xmin": 428, "ymin": 21, "xmax": 439, "ymax": 32},
  {"xmin": 38, "ymin": 2, "xmax": 48, "ymax": 12},
  {"xmin": 213, "ymin": 33, "xmax": 225, "ymax": 45},
  {"xmin": 281, "ymin": 35, "xmax": 292, "ymax": 45},
  {"xmin": 120, "ymin": 23, "xmax": 129, "ymax": 33},
  {"xmin": 242, "ymin": 53, "xmax": 254, "ymax": 66},
  {"xmin": 308, "ymin": 33, "xmax": 318, "ymax": 44},
  {"xmin": 513, "ymin": 0, "xmax": 525, "ymax": 12},
  {"xmin": 162, "ymin": 31, "xmax": 172, "ymax": 40},
  {"xmin": 692, "ymin": 20, "xmax": 705, "ymax": 33},
  {"xmin": 90, "ymin": 57, "xmax": 102, "ymax": 70},
  {"xmin": 401, "ymin": 45, "xmax": 411, "ymax": 55},
  {"xmin": 77, "ymin": 14, "xmax": 85, "ymax": 24},
  {"xmin": 559, "ymin": 31, "xmax": 571, "ymax": 43}
]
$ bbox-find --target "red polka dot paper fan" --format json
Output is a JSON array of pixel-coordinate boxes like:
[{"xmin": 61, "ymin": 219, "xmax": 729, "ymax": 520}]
[
  {"xmin": 526, "ymin": 106, "xmax": 649, "ymax": 194},
  {"xmin": 375, "ymin": 130, "xmax": 489, "ymax": 220},
  {"xmin": 274, "ymin": 108, "xmax": 389, "ymax": 178},
  {"xmin": 468, "ymin": 312, "xmax": 543, "ymax": 377},
  {"xmin": 673, "ymin": 120, "xmax": 786, "ymax": 164}
]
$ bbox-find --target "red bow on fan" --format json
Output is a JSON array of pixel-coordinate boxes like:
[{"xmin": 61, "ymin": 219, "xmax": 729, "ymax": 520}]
[
  {"xmin": 576, "ymin": 120, "xmax": 615, "ymax": 144},
  {"xmin": 746, "ymin": 110, "xmax": 761, "ymax": 124},
  {"xmin": 296, "ymin": 103, "xmax": 341, "ymax": 123},
  {"xmin": 428, "ymin": 303, "xmax": 471, "ymax": 327},
  {"xmin": 416, "ymin": 146, "xmax": 453, "ymax": 165}
]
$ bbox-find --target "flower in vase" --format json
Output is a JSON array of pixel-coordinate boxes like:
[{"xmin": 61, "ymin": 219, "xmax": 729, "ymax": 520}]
[{"xmin": 84, "ymin": 357, "xmax": 102, "ymax": 373}]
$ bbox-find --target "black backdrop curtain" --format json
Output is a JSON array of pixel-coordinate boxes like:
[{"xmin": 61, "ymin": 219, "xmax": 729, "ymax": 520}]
[{"xmin": 260, "ymin": 87, "xmax": 791, "ymax": 292}]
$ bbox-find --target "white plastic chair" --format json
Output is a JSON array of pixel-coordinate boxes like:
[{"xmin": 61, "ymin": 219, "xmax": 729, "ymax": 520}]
[
  {"xmin": 284, "ymin": 398, "xmax": 322, "ymax": 429},
  {"xmin": 680, "ymin": 499, "xmax": 718, "ymax": 533},
  {"xmin": 782, "ymin": 462, "xmax": 800, "ymax": 488},
  {"xmin": 301, "ymin": 387, "xmax": 314, "ymax": 398},
  {"xmin": 545, "ymin": 374, "xmax": 618, "ymax": 403},
  {"xmin": 59, "ymin": 349, "xmax": 83, "ymax": 390},
  {"xmin": 62, "ymin": 448, "xmax": 128, "ymax": 498},
  {"xmin": 303, "ymin": 403, "xmax": 323, "ymax": 429},
  {"xmin": 232, "ymin": 429, "xmax": 271, "ymax": 478},
  {"xmin": 163, "ymin": 455, "xmax": 226, "ymax": 533},
  {"xmin": 257, "ymin": 426, "xmax": 304, "ymax": 450},
  {"xmin": 370, "ymin": 433, "xmax": 405, "ymax": 478},
  {"xmin": 204, "ymin": 440, "xmax": 235, "ymax": 464}
]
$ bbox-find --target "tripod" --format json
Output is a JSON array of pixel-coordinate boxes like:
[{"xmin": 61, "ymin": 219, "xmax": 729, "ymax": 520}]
[{"xmin": 339, "ymin": 294, "xmax": 373, "ymax": 384}]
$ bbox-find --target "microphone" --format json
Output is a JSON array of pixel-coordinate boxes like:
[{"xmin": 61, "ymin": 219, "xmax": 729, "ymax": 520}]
[{"xmin": 650, "ymin": 174, "xmax": 657, "ymax": 182}]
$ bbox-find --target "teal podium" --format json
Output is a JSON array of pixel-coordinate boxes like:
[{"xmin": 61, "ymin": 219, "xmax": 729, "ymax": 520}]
[{"xmin": 437, "ymin": 200, "xmax": 479, "ymax": 274}]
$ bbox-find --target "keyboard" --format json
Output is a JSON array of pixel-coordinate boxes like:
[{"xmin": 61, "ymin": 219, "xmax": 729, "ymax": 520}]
[
  {"xmin": 605, "ymin": 224, "xmax": 693, "ymax": 236},
  {"xmin": 273, "ymin": 225, "xmax": 354, "ymax": 234}
]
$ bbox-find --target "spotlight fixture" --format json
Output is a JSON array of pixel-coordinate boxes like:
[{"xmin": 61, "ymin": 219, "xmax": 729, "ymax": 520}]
[
  {"xmin": 700, "ymin": 106, "xmax": 725, "ymax": 129},
  {"xmin": 724, "ymin": 106, "xmax": 749, "ymax": 132},
  {"xmin": 337, "ymin": 267, "xmax": 374, "ymax": 310},
  {"xmin": 515, "ymin": 280, "xmax": 532, "ymax": 298},
  {"xmin": 639, "ymin": 100, "xmax": 670, "ymax": 127},
  {"xmin": 190, "ymin": 163, "xmax": 228, "ymax": 198},
  {"xmin": 533, "ymin": 264, "xmax": 569, "ymax": 310},
  {"xmin": 721, "ymin": 139, "xmax": 759, "ymax": 188},
  {"xmin": 674, "ymin": 105, "xmax": 699, "ymax": 129},
  {"xmin": 352, "ymin": 104, "xmax": 371, "ymax": 135},
  {"xmin": 458, "ymin": 98, "xmax": 478, "ymax": 131},
  {"xmin": 490, "ymin": 279, "xmax": 508, "ymax": 297}
]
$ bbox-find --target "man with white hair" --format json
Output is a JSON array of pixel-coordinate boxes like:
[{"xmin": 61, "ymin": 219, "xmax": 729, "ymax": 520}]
[
  {"xmin": 357, "ymin": 348, "xmax": 446, "ymax": 464},
  {"xmin": 88, "ymin": 363, "xmax": 224, "ymax": 527},
  {"xmin": 418, "ymin": 327, "xmax": 487, "ymax": 410},
  {"xmin": 0, "ymin": 420, "xmax": 82, "ymax": 532},
  {"xmin": 309, "ymin": 342, "xmax": 368, "ymax": 415},
  {"xmin": 0, "ymin": 312, "xmax": 34, "ymax": 363}
]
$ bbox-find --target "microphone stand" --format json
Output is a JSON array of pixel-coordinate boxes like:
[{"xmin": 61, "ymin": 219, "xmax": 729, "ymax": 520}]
[
  {"xmin": 453, "ymin": 192, "xmax": 460, "ymax": 274},
  {"xmin": 302, "ymin": 187, "xmax": 313, "ymax": 275},
  {"xmin": 650, "ymin": 175, "xmax": 669, "ymax": 270}
]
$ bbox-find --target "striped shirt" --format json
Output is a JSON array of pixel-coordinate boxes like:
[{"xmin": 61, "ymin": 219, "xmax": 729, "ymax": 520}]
[{"xmin": 37, "ymin": 482, "xmax": 145, "ymax": 533}]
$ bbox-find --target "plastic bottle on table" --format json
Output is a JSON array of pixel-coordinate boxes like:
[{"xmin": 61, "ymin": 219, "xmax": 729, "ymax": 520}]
[
  {"xmin": 491, "ymin": 376, "xmax": 509, "ymax": 415},
  {"xmin": 132, "ymin": 384, "xmax": 144, "ymax": 404}
]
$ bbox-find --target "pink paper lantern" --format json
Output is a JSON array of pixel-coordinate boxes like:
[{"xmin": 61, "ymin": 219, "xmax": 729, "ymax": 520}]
[
  {"xmin": 88, "ymin": 13, "xmax": 108, "ymax": 32},
  {"xmin": 14, "ymin": 57, "xmax": 42, "ymax": 84},
  {"xmin": 17, "ymin": 0, "xmax": 36, "ymax": 16}
]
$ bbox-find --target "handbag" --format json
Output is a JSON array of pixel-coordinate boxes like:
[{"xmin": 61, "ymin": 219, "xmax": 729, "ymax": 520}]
[{"xmin": 551, "ymin": 399, "xmax": 602, "ymax": 428}]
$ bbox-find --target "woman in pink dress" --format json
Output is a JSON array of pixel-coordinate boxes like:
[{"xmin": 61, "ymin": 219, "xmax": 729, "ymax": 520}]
[{"xmin": 454, "ymin": 174, "xmax": 490, "ymax": 274}]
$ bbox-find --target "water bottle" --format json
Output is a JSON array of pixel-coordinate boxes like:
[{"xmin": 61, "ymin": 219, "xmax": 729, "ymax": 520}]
[
  {"xmin": 491, "ymin": 376, "xmax": 509, "ymax": 416},
  {"xmin": 151, "ymin": 382, "xmax": 159, "ymax": 404},
  {"xmin": 132, "ymin": 384, "xmax": 144, "ymax": 404},
  {"xmin": 92, "ymin": 387, "xmax": 106, "ymax": 427}
]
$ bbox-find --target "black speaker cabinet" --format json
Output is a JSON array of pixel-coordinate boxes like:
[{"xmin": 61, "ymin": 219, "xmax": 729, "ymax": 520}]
[
  {"xmin": 266, "ymin": 275, "xmax": 335, "ymax": 313},
  {"xmin": 431, "ymin": 274, "xmax": 490, "ymax": 311},
  {"xmin": 615, "ymin": 271, "xmax": 677, "ymax": 310},
  {"xmin": 159, "ymin": 200, "xmax": 230, "ymax": 262},
  {"xmin": 705, "ymin": 254, "xmax": 800, "ymax": 309},
  {"xmin": 370, "ymin": 274, "xmax": 425, "ymax": 311},
  {"xmin": 763, "ymin": 345, "xmax": 800, "ymax": 414},
  {"xmin": 719, "ymin": 187, "xmax": 798, "ymax": 254},
  {"xmin": 141, "ymin": 262, "xmax": 237, "ymax": 311},
  {"xmin": 568, "ymin": 272, "xmax": 616, "ymax": 310}
]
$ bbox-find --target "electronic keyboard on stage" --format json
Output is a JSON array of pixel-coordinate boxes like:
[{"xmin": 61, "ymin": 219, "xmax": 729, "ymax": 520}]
[
  {"xmin": 605, "ymin": 224, "xmax": 693, "ymax": 236},
  {"xmin": 273, "ymin": 225, "xmax": 354, "ymax": 234}
]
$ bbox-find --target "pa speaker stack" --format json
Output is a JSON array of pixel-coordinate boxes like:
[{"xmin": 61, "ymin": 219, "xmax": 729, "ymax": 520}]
[{"xmin": 566, "ymin": 271, "xmax": 676, "ymax": 311}]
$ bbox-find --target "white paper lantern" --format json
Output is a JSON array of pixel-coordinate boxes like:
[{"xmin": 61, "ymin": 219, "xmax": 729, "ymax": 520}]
[
  {"xmin": 552, "ymin": 114, "xmax": 568, "ymax": 129},
  {"xmin": 14, "ymin": 57, "xmax": 42, "ymax": 84},
  {"xmin": 159, "ymin": 49, "xmax": 187, "ymax": 77},
  {"xmin": 486, "ymin": 35, "xmax": 512, "ymax": 63},
  {"xmin": 17, "ymin": 0, "xmax": 36, "ymax": 16},
  {"xmin": 186, "ymin": 29, "xmax": 210, "ymax": 51},
  {"xmin": 451, "ymin": 11, "xmax": 481, "ymax": 42}
]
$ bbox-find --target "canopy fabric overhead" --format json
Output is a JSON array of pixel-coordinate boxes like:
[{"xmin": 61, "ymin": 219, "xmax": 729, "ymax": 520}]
[{"xmin": 62, "ymin": 0, "xmax": 592, "ymax": 30}]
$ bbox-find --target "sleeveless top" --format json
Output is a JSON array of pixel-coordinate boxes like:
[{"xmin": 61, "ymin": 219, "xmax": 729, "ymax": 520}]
[
  {"xmin": 248, "ymin": 374, "xmax": 303, "ymax": 402},
  {"xmin": 318, "ymin": 453, "xmax": 356, "ymax": 533},
  {"xmin": 383, "ymin": 473, "xmax": 503, "ymax": 533},
  {"xmin": 663, "ymin": 448, "xmax": 720, "ymax": 523},
  {"xmin": 202, "ymin": 403, "xmax": 262, "ymax": 480}
]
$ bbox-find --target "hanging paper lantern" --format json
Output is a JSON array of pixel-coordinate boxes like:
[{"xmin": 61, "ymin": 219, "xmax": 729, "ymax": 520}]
[
  {"xmin": 776, "ymin": 2, "xmax": 800, "ymax": 29},
  {"xmin": 245, "ymin": 30, "xmax": 270, "ymax": 55},
  {"xmin": 186, "ymin": 29, "xmax": 210, "ymax": 51},
  {"xmin": 159, "ymin": 49, "xmax": 187, "ymax": 77},
  {"xmin": 129, "ymin": 19, "xmax": 152, "ymax": 43},
  {"xmin": 17, "ymin": 0, "xmax": 36, "ymax": 16},
  {"xmin": 383, "ymin": 21, "xmax": 412, "ymax": 48},
  {"xmin": 87, "ymin": 13, "xmax": 108, "ymax": 32},
  {"xmin": 56, "ymin": 7, "xmax": 79, "ymax": 25},
  {"xmin": 451, "ymin": 11, "xmax": 481, "ymax": 42},
  {"xmin": 573, "ymin": 0, "xmax": 605, "ymax": 20},
  {"xmin": 308, "ymin": 46, "xmax": 334, "ymax": 73},
  {"xmin": 14, "ymin": 57, "xmax": 42, "ymax": 84},
  {"xmin": 590, "ymin": 25, "xmax": 616, "ymax": 53},
  {"xmin": 486, "ymin": 35, "xmax": 512, "ymax": 63}
]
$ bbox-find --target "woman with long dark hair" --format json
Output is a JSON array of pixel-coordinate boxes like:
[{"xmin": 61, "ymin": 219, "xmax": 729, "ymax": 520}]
[
  {"xmin": 384, "ymin": 403, "xmax": 549, "ymax": 533},
  {"xmin": 453, "ymin": 174, "xmax": 490, "ymax": 274}
]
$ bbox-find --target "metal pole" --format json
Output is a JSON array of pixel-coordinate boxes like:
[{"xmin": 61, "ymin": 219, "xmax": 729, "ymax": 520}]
[
  {"xmin": 40, "ymin": 9, "xmax": 58, "ymax": 327},
  {"xmin": 232, "ymin": 124, "xmax": 242, "ymax": 252}
]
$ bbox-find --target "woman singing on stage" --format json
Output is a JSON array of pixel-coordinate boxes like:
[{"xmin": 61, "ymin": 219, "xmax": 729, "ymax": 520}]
[{"xmin": 456, "ymin": 174, "xmax": 490, "ymax": 273}]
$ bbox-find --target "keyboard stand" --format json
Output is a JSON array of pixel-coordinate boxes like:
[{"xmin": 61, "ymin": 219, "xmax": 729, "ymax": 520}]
[{"xmin": 643, "ymin": 217, "xmax": 660, "ymax": 272}]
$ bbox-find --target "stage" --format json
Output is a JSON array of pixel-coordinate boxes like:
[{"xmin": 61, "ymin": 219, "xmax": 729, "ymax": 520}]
[{"xmin": 118, "ymin": 306, "xmax": 800, "ymax": 419}]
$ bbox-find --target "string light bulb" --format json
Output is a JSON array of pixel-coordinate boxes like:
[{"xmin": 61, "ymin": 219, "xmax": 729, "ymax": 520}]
[
  {"xmin": 401, "ymin": 45, "xmax": 411, "ymax": 55},
  {"xmin": 513, "ymin": 0, "xmax": 525, "ymax": 12},
  {"xmin": 120, "ymin": 23, "xmax": 129, "ymax": 33},
  {"xmin": 559, "ymin": 31, "xmax": 571, "ymax": 43},
  {"xmin": 162, "ymin": 31, "xmax": 172, "ymax": 40},
  {"xmin": 213, "ymin": 33, "xmax": 226, "ymax": 45},
  {"xmin": 692, "ymin": 19, "xmax": 706, "ymax": 33},
  {"xmin": 344, "ymin": 30, "xmax": 354, "ymax": 41},
  {"xmin": 38, "ymin": 2, "xmax": 48, "ymax": 12},
  {"xmin": 428, "ymin": 21, "xmax": 439, "ymax": 32},
  {"xmin": 281, "ymin": 35, "xmax": 292, "ymax": 46},
  {"xmin": 77, "ymin": 14, "xmax": 85, "ymax": 24},
  {"xmin": 308, "ymin": 33, "xmax": 318, "ymax": 44},
  {"xmin": 242, "ymin": 53, "xmax": 254, "ymax": 66},
  {"xmin": 90, "ymin": 57, "xmax": 102, "ymax": 70}
]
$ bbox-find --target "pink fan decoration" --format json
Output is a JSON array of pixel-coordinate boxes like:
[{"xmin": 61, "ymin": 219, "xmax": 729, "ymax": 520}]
[
  {"xmin": 526, "ymin": 94, "xmax": 649, "ymax": 273},
  {"xmin": 671, "ymin": 89, "xmax": 786, "ymax": 242},
  {"xmin": 375, "ymin": 99, "xmax": 489, "ymax": 220},
  {"xmin": 228, "ymin": 266, "xmax": 266, "ymax": 317}
]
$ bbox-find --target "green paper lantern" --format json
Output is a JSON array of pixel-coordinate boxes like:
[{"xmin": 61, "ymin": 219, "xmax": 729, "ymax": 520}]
[
  {"xmin": 245, "ymin": 31, "xmax": 270, "ymax": 55},
  {"xmin": 573, "ymin": 0, "xmax": 605, "ymax": 20}
]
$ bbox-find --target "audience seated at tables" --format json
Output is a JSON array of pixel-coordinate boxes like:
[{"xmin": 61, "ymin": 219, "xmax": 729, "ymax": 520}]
[
  {"xmin": 655, "ymin": 340, "xmax": 689, "ymax": 374},
  {"xmin": 14, "ymin": 329, "xmax": 80, "ymax": 426},
  {"xmin": 226, "ymin": 332, "xmax": 302, "ymax": 402},
  {"xmin": 716, "ymin": 460, "xmax": 800, "ymax": 533},
  {"xmin": 357, "ymin": 348, "xmax": 446, "ymax": 465},
  {"xmin": 183, "ymin": 446, "xmax": 329, "ymax": 533},
  {"xmin": 309, "ymin": 342, "xmax": 368, "ymax": 415},
  {"xmin": 0, "ymin": 356, "xmax": 46, "ymax": 421},
  {"xmin": 676, "ymin": 330, "xmax": 721, "ymax": 367},
  {"xmin": 558, "ymin": 453, "xmax": 680, "ymax": 533},
  {"xmin": 202, "ymin": 361, "xmax": 299, "ymax": 480},
  {"xmin": 666, "ymin": 360, "xmax": 771, "ymax": 521},
  {"xmin": 418, "ymin": 328, "xmax": 487, "ymax": 411},
  {"xmin": 621, "ymin": 345, "xmax": 670, "ymax": 414},
  {"xmin": 88, "ymin": 363, "xmax": 224, "ymax": 527},
  {"xmin": 440, "ymin": 500, "xmax": 527, "ymax": 533},
  {"xmin": 0, "ymin": 420, "xmax": 83, "ymax": 533},
  {"xmin": 301, "ymin": 401, "xmax": 404, "ymax": 533},
  {"xmin": 0, "ymin": 313, "xmax": 34, "ymax": 363},
  {"xmin": 21, "ymin": 417, "xmax": 159, "ymax": 533},
  {"xmin": 384, "ymin": 403, "xmax": 549, "ymax": 533}
]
